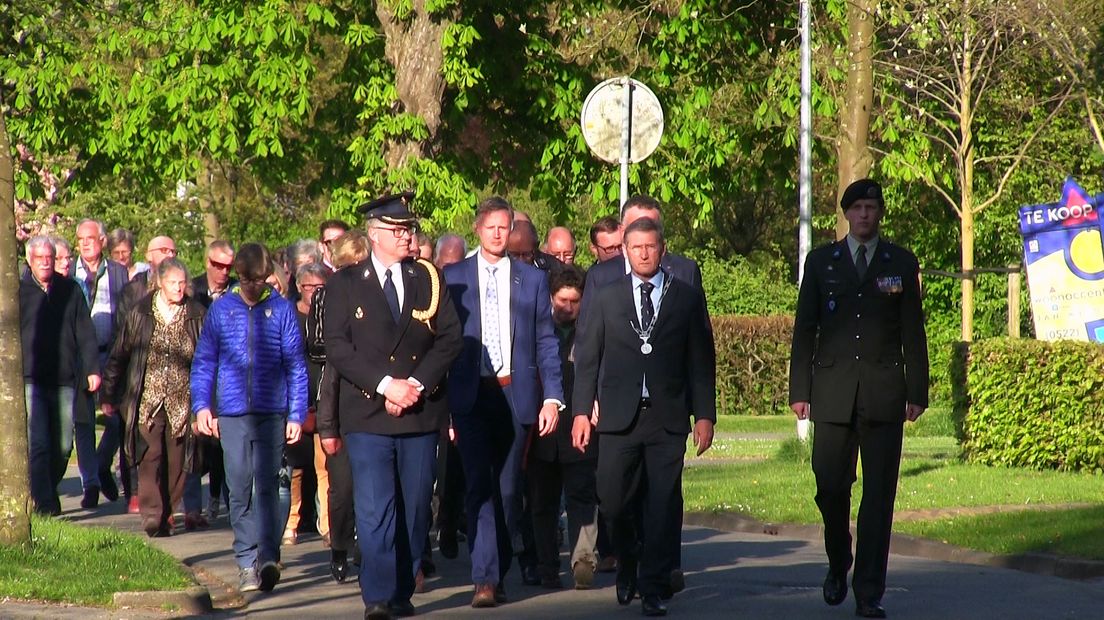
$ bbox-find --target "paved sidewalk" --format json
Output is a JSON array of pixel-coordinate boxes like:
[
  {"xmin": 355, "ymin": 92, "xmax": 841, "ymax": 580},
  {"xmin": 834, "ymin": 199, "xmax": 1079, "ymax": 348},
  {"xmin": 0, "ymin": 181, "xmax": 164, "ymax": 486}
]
[{"xmin": 4, "ymin": 468, "xmax": 1104, "ymax": 618}]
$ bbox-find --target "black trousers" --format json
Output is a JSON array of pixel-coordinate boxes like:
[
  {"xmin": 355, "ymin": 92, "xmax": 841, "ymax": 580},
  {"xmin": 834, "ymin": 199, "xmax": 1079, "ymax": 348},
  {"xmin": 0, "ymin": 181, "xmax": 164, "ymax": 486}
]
[
  {"xmin": 812, "ymin": 413, "xmax": 903, "ymax": 601},
  {"xmin": 596, "ymin": 403, "xmax": 685, "ymax": 597},
  {"xmin": 326, "ymin": 440, "xmax": 357, "ymax": 554},
  {"xmin": 435, "ymin": 435, "xmax": 466, "ymax": 535},
  {"xmin": 528, "ymin": 456, "xmax": 599, "ymax": 574}
]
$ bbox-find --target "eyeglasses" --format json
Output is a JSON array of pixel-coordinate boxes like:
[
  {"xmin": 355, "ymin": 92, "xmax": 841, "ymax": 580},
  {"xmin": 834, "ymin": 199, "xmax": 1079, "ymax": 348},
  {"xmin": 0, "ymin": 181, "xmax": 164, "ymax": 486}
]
[
  {"xmin": 208, "ymin": 258, "xmax": 233, "ymax": 271},
  {"xmin": 595, "ymin": 243, "xmax": 622, "ymax": 254},
  {"xmin": 299, "ymin": 282, "xmax": 323, "ymax": 291},
  {"xmin": 552, "ymin": 251, "xmax": 575, "ymax": 261},
  {"xmin": 150, "ymin": 247, "xmax": 177, "ymax": 256},
  {"xmin": 373, "ymin": 225, "xmax": 416, "ymax": 239}
]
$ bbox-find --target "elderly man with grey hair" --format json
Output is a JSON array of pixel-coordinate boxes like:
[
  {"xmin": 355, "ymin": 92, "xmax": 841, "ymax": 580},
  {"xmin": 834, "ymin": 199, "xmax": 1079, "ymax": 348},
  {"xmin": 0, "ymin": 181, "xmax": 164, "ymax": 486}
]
[
  {"xmin": 72, "ymin": 218, "xmax": 131, "ymax": 510},
  {"xmin": 21, "ymin": 235, "xmax": 101, "ymax": 515}
]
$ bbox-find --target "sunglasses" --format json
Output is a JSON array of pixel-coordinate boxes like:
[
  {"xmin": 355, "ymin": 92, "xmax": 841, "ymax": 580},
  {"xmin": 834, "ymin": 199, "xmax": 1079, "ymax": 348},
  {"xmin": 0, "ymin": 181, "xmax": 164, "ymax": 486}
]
[{"xmin": 208, "ymin": 258, "xmax": 233, "ymax": 271}]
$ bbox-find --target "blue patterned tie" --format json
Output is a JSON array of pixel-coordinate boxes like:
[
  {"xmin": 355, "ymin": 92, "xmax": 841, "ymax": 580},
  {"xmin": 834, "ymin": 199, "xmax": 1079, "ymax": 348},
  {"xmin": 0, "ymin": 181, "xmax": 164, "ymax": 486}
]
[{"xmin": 483, "ymin": 266, "xmax": 503, "ymax": 372}]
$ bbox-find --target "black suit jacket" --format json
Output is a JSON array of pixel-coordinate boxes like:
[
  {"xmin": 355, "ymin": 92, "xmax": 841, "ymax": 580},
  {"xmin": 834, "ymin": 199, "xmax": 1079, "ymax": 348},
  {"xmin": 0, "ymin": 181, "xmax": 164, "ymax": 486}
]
[
  {"xmin": 788, "ymin": 239, "xmax": 929, "ymax": 423},
  {"xmin": 573, "ymin": 272, "xmax": 716, "ymax": 434},
  {"xmin": 192, "ymin": 274, "xmax": 238, "ymax": 309},
  {"xmin": 323, "ymin": 256, "xmax": 462, "ymax": 435},
  {"xmin": 532, "ymin": 321, "xmax": 595, "ymax": 462},
  {"xmin": 577, "ymin": 253, "xmax": 703, "ymax": 336}
]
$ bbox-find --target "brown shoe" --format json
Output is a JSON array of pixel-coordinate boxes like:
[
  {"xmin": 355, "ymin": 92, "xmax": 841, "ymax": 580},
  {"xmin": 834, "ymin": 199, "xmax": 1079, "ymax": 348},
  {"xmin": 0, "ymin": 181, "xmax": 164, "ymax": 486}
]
[
  {"xmin": 472, "ymin": 583, "xmax": 497, "ymax": 608},
  {"xmin": 596, "ymin": 555, "xmax": 618, "ymax": 573},
  {"xmin": 414, "ymin": 568, "xmax": 427, "ymax": 594}
]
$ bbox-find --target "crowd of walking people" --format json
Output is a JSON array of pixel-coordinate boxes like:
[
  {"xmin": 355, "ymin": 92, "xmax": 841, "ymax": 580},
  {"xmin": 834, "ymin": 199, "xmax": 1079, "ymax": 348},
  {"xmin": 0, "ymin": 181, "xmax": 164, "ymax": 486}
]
[{"xmin": 21, "ymin": 179, "xmax": 927, "ymax": 620}]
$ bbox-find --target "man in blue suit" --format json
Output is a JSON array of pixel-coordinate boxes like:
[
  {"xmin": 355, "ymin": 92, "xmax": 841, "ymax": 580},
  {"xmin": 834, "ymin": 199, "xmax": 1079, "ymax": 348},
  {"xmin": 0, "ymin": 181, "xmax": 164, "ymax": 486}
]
[{"xmin": 444, "ymin": 196, "xmax": 564, "ymax": 608}]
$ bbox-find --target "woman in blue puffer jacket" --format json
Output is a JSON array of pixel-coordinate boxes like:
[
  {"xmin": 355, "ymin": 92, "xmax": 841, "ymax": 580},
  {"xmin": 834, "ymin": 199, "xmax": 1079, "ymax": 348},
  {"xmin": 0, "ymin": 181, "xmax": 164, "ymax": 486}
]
[{"xmin": 190, "ymin": 242, "xmax": 308, "ymax": 594}]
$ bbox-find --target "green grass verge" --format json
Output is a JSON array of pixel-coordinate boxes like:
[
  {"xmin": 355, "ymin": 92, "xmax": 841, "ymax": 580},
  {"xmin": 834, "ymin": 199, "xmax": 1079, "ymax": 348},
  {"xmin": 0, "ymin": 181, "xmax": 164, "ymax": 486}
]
[
  {"xmin": 0, "ymin": 515, "xmax": 194, "ymax": 606},
  {"xmin": 685, "ymin": 438, "xmax": 1104, "ymax": 525},
  {"xmin": 896, "ymin": 506, "xmax": 1104, "ymax": 560}
]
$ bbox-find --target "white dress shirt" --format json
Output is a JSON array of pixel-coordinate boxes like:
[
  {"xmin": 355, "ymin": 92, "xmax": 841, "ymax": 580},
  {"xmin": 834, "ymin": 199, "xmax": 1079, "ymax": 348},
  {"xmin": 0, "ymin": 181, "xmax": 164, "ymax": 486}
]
[
  {"xmin": 372, "ymin": 253, "xmax": 422, "ymax": 396},
  {"xmin": 477, "ymin": 252, "xmax": 513, "ymax": 378},
  {"xmin": 630, "ymin": 269, "xmax": 665, "ymax": 398},
  {"xmin": 845, "ymin": 234, "xmax": 879, "ymax": 269}
]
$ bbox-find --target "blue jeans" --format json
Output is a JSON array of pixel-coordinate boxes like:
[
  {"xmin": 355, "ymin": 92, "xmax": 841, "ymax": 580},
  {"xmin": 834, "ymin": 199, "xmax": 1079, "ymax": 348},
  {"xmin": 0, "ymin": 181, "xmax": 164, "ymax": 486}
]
[
  {"xmin": 219, "ymin": 414, "xmax": 285, "ymax": 569},
  {"xmin": 73, "ymin": 391, "xmax": 100, "ymax": 491},
  {"xmin": 25, "ymin": 384, "xmax": 75, "ymax": 514},
  {"xmin": 345, "ymin": 431, "xmax": 438, "ymax": 606}
]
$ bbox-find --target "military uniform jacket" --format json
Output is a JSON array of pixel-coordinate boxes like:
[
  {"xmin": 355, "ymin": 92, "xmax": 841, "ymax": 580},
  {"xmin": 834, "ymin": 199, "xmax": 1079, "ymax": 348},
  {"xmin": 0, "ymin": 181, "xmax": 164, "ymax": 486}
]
[
  {"xmin": 323, "ymin": 256, "xmax": 462, "ymax": 436},
  {"xmin": 788, "ymin": 239, "xmax": 929, "ymax": 423}
]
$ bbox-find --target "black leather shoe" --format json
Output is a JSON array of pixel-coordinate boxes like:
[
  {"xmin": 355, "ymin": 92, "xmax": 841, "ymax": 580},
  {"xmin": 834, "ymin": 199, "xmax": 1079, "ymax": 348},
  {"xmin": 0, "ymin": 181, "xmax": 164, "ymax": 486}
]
[
  {"xmin": 494, "ymin": 582, "xmax": 508, "ymax": 604},
  {"xmin": 438, "ymin": 529, "xmax": 459, "ymax": 559},
  {"xmin": 80, "ymin": 485, "xmax": 100, "ymax": 509},
  {"xmin": 388, "ymin": 600, "xmax": 415, "ymax": 617},
  {"xmin": 521, "ymin": 564, "xmax": 541, "ymax": 586},
  {"xmin": 823, "ymin": 570, "xmax": 848, "ymax": 606},
  {"xmin": 855, "ymin": 598, "xmax": 886, "ymax": 618},
  {"xmin": 641, "ymin": 594, "xmax": 668, "ymax": 617},
  {"xmin": 330, "ymin": 557, "xmax": 349, "ymax": 583},
  {"xmin": 364, "ymin": 603, "xmax": 393, "ymax": 620},
  {"xmin": 669, "ymin": 569, "xmax": 685, "ymax": 594},
  {"xmin": 99, "ymin": 471, "xmax": 119, "ymax": 502},
  {"xmin": 616, "ymin": 558, "xmax": 638, "ymax": 605}
]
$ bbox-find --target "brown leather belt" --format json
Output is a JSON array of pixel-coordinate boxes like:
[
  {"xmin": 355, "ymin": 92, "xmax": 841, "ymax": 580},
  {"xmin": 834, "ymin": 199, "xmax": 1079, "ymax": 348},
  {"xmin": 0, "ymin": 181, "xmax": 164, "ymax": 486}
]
[{"xmin": 481, "ymin": 375, "xmax": 511, "ymax": 388}]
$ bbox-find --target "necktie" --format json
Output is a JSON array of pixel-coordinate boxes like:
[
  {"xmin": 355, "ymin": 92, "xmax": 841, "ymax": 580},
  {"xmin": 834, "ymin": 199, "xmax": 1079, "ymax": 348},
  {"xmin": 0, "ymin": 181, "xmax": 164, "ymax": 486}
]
[
  {"xmin": 383, "ymin": 268, "xmax": 400, "ymax": 324},
  {"xmin": 640, "ymin": 281, "xmax": 655, "ymax": 331},
  {"xmin": 483, "ymin": 266, "xmax": 503, "ymax": 372},
  {"xmin": 855, "ymin": 244, "xmax": 868, "ymax": 281}
]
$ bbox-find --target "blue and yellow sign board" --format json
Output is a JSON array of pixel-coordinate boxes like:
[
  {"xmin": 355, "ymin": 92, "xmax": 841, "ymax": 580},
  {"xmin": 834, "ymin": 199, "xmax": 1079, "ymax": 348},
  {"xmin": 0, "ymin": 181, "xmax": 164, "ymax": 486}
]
[{"xmin": 1019, "ymin": 177, "xmax": 1104, "ymax": 341}]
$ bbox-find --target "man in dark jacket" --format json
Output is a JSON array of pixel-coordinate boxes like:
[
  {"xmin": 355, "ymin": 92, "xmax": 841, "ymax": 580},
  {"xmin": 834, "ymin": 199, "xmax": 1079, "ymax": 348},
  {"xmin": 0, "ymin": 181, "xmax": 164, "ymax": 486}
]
[
  {"xmin": 71, "ymin": 218, "xmax": 130, "ymax": 509},
  {"xmin": 189, "ymin": 239, "xmax": 236, "ymax": 522},
  {"xmin": 191, "ymin": 243, "xmax": 308, "ymax": 595},
  {"xmin": 528, "ymin": 265, "xmax": 600, "ymax": 590},
  {"xmin": 789, "ymin": 179, "xmax": 929, "ymax": 619},
  {"xmin": 20, "ymin": 236, "xmax": 100, "ymax": 515},
  {"xmin": 321, "ymin": 193, "xmax": 462, "ymax": 619}
]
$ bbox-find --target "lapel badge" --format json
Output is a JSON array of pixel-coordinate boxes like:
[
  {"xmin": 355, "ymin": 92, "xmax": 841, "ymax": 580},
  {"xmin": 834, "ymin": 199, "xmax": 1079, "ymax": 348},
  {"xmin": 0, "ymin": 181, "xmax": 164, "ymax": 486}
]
[
  {"xmin": 832, "ymin": 248, "xmax": 841, "ymax": 260},
  {"xmin": 355, "ymin": 306, "xmax": 364, "ymax": 319},
  {"xmin": 827, "ymin": 299, "xmax": 837, "ymax": 313},
  {"xmin": 264, "ymin": 308, "xmax": 273, "ymax": 318},
  {"xmin": 363, "ymin": 266, "xmax": 372, "ymax": 279}
]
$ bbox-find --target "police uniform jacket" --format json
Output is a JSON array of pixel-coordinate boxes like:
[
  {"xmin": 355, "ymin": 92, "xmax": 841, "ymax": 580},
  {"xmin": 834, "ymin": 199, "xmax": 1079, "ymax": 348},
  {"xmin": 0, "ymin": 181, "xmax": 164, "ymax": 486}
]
[
  {"xmin": 323, "ymin": 257, "xmax": 462, "ymax": 436},
  {"xmin": 788, "ymin": 239, "xmax": 929, "ymax": 423}
]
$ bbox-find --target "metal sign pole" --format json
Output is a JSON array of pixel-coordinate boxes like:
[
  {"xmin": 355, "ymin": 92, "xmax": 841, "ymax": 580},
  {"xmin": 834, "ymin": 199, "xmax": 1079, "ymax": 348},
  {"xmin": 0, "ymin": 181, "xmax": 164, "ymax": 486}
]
[
  {"xmin": 620, "ymin": 76, "xmax": 632, "ymax": 212},
  {"xmin": 797, "ymin": 0, "xmax": 813, "ymax": 442}
]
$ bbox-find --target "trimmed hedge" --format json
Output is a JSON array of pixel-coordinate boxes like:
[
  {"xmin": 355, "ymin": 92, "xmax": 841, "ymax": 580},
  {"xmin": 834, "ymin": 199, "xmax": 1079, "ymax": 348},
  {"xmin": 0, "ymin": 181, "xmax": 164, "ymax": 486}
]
[
  {"xmin": 713, "ymin": 315, "xmax": 792, "ymax": 416},
  {"xmin": 954, "ymin": 338, "xmax": 1104, "ymax": 473}
]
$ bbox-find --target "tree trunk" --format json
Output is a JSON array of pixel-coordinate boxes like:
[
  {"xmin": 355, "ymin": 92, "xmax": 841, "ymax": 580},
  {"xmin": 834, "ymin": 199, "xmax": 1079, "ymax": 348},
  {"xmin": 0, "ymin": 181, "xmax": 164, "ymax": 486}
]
[
  {"xmin": 375, "ymin": 0, "xmax": 450, "ymax": 171},
  {"xmin": 836, "ymin": 0, "xmax": 876, "ymax": 239},
  {"xmin": 0, "ymin": 101, "xmax": 34, "ymax": 548}
]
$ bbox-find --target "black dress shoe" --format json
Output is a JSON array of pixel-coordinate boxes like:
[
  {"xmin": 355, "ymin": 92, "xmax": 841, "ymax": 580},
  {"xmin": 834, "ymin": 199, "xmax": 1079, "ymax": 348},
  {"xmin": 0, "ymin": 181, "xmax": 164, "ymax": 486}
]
[
  {"xmin": 494, "ymin": 582, "xmax": 508, "ymax": 604},
  {"xmin": 437, "ymin": 529, "xmax": 459, "ymax": 559},
  {"xmin": 331, "ymin": 557, "xmax": 350, "ymax": 583},
  {"xmin": 616, "ymin": 558, "xmax": 639, "ymax": 605},
  {"xmin": 641, "ymin": 594, "xmax": 668, "ymax": 617},
  {"xmin": 80, "ymin": 485, "xmax": 100, "ymax": 509},
  {"xmin": 521, "ymin": 564, "xmax": 541, "ymax": 586},
  {"xmin": 364, "ymin": 603, "xmax": 393, "ymax": 620},
  {"xmin": 388, "ymin": 599, "xmax": 415, "ymax": 617},
  {"xmin": 855, "ymin": 598, "xmax": 887, "ymax": 618},
  {"xmin": 421, "ymin": 556, "xmax": 436, "ymax": 577},
  {"xmin": 823, "ymin": 570, "xmax": 848, "ymax": 606},
  {"xmin": 99, "ymin": 470, "xmax": 119, "ymax": 502}
]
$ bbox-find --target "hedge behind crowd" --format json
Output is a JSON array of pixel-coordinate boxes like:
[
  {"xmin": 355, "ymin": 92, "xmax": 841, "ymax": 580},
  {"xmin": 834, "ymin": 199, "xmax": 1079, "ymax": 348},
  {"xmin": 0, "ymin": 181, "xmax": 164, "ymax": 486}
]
[
  {"xmin": 713, "ymin": 315, "xmax": 792, "ymax": 416},
  {"xmin": 954, "ymin": 338, "xmax": 1104, "ymax": 473}
]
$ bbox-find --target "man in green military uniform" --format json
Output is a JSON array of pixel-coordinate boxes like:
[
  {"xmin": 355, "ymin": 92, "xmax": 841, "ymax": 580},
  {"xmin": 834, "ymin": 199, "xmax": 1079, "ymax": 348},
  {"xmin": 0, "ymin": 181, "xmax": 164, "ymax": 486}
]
[{"xmin": 788, "ymin": 179, "xmax": 929, "ymax": 619}]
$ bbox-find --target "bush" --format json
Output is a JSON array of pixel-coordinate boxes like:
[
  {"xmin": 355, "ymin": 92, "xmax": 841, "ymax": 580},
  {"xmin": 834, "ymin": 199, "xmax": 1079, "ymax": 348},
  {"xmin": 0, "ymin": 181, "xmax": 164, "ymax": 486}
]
[
  {"xmin": 954, "ymin": 338, "xmax": 1104, "ymax": 473},
  {"xmin": 686, "ymin": 248, "xmax": 797, "ymax": 316},
  {"xmin": 713, "ymin": 315, "xmax": 792, "ymax": 416}
]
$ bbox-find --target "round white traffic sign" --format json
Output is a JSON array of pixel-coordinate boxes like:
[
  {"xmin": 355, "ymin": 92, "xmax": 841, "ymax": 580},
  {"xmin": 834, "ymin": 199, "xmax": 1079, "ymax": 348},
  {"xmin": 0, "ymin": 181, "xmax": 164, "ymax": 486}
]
[{"xmin": 580, "ymin": 77, "xmax": 664, "ymax": 164}]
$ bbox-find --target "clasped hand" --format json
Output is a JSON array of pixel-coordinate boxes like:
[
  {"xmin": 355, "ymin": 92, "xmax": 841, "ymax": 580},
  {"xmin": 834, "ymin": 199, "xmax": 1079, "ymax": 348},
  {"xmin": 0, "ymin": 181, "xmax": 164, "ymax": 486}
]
[{"xmin": 384, "ymin": 378, "xmax": 422, "ymax": 417}]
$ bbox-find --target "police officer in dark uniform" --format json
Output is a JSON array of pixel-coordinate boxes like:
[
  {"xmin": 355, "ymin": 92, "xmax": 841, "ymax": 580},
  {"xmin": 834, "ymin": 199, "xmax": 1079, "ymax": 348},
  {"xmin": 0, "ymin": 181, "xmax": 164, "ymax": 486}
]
[
  {"xmin": 321, "ymin": 192, "xmax": 463, "ymax": 619},
  {"xmin": 788, "ymin": 179, "xmax": 929, "ymax": 619}
]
